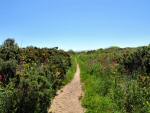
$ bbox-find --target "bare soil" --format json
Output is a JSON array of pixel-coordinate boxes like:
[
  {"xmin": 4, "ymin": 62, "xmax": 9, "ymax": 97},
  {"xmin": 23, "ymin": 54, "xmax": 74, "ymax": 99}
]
[{"xmin": 48, "ymin": 64, "xmax": 84, "ymax": 113}]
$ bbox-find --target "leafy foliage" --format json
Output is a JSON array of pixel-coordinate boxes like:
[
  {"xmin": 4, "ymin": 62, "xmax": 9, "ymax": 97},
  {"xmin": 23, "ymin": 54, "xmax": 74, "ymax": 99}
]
[
  {"xmin": 78, "ymin": 46, "xmax": 150, "ymax": 113},
  {"xmin": 119, "ymin": 46, "xmax": 150, "ymax": 75},
  {"xmin": 0, "ymin": 39, "xmax": 71, "ymax": 113}
]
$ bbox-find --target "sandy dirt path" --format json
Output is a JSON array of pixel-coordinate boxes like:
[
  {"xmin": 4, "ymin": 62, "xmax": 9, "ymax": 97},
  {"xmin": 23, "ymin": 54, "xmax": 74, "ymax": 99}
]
[{"xmin": 48, "ymin": 64, "xmax": 84, "ymax": 113}]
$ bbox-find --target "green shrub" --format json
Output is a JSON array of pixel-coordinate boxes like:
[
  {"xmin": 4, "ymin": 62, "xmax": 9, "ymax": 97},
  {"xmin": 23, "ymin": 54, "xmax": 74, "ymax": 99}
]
[
  {"xmin": 0, "ymin": 39, "xmax": 71, "ymax": 113},
  {"xmin": 78, "ymin": 46, "xmax": 150, "ymax": 113}
]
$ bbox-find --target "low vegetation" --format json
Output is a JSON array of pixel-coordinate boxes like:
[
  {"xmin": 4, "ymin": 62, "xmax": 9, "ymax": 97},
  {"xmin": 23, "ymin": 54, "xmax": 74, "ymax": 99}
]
[
  {"xmin": 0, "ymin": 38, "xmax": 149, "ymax": 113},
  {"xmin": 78, "ymin": 46, "xmax": 150, "ymax": 113},
  {"xmin": 0, "ymin": 39, "xmax": 72, "ymax": 113},
  {"xmin": 63, "ymin": 56, "xmax": 77, "ymax": 85}
]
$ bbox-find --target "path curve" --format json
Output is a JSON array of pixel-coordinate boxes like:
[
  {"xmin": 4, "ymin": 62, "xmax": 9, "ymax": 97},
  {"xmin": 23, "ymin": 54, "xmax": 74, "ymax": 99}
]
[{"xmin": 48, "ymin": 64, "xmax": 84, "ymax": 113}]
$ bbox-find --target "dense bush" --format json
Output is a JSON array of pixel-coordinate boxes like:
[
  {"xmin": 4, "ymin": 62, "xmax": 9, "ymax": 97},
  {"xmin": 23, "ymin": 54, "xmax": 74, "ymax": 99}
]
[
  {"xmin": 0, "ymin": 39, "xmax": 19, "ymax": 61},
  {"xmin": 118, "ymin": 46, "xmax": 150, "ymax": 75},
  {"xmin": 78, "ymin": 46, "xmax": 150, "ymax": 113},
  {"xmin": 0, "ymin": 39, "xmax": 71, "ymax": 113}
]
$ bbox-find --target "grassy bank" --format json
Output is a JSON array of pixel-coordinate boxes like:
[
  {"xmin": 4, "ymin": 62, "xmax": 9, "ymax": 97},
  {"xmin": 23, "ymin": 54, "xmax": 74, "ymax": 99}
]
[
  {"xmin": 77, "ymin": 48, "xmax": 150, "ymax": 113},
  {"xmin": 63, "ymin": 56, "xmax": 77, "ymax": 85},
  {"xmin": 78, "ymin": 55, "xmax": 119, "ymax": 113}
]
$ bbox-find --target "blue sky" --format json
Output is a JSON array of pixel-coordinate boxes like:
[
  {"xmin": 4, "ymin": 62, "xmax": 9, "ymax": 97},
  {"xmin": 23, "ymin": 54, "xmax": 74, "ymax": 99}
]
[{"xmin": 0, "ymin": 0, "xmax": 150, "ymax": 50}]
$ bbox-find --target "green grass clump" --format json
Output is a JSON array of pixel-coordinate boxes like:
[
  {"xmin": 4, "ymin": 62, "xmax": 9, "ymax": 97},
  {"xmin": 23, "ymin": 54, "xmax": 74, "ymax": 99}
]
[
  {"xmin": 81, "ymin": 74, "xmax": 116, "ymax": 113},
  {"xmin": 63, "ymin": 56, "xmax": 77, "ymax": 85},
  {"xmin": 77, "ymin": 47, "xmax": 150, "ymax": 113},
  {"xmin": 78, "ymin": 55, "xmax": 120, "ymax": 113}
]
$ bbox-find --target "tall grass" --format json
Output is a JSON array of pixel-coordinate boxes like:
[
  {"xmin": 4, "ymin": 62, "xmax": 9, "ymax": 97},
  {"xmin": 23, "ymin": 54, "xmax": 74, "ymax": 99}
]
[
  {"xmin": 77, "ymin": 51, "xmax": 149, "ymax": 113},
  {"xmin": 77, "ymin": 55, "xmax": 120, "ymax": 113},
  {"xmin": 63, "ymin": 56, "xmax": 77, "ymax": 85}
]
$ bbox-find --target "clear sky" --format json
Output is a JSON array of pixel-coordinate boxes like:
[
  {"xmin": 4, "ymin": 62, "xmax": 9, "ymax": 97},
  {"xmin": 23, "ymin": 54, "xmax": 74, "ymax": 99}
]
[{"xmin": 0, "ymin": 0, "xmax": 150, "ymax": 51}]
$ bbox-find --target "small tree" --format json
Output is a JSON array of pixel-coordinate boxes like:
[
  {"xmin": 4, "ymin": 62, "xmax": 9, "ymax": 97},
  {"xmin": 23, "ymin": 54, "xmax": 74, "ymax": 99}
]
[{"xmin": 0, "ymin": 38, "xmax": 19, "ymax": 61}]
